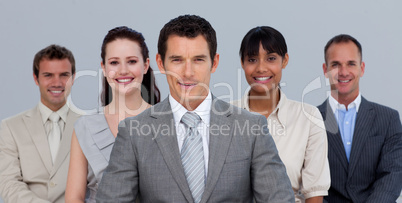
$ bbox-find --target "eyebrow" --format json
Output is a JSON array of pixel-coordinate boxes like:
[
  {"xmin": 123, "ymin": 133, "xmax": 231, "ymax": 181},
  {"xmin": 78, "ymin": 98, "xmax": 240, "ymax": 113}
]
[
  {"xmin": 168, "ymin": 55, "xmax": 182, "ymax": 60},
  {"xmin": 41, "ymin": 72, "xmax": 71, "ymax": 75},
  {"xmin": 194, "ymin": 55, "xmax": 208, "ymax": 59},
  {"xmin": 107, "ymin": 56, "xmax": 139, "ymax": 61},
  {"xmin": 329, "ymin": 60, "xmax": 359, "ymax": 66},
  {"xmin": 127, "ymin": 56, "xmax": 139, "ymax": 59},
  {"xmin": 107, "ymin": 57, "xmax": 119, "ymax": 61}
]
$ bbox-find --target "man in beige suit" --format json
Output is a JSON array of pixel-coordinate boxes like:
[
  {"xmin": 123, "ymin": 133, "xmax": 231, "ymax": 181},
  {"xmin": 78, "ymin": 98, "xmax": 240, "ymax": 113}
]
[{"xmin": 0, "ymin": 44, "xmax": 80, "ymax": 203}]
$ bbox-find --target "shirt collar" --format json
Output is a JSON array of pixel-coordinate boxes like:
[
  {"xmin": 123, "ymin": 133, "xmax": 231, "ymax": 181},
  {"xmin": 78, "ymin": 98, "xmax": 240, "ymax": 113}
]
[
  {"xmin": 275, "ymin": 89, "xmax": 288, "ymax": 128},
  {"xmin": 328, "ymin": 93, "xmax": 361, "ymax": 114},
  {"xmin": 38, "ymin": 101, "xmax": 69, "ymax": 124},
  {"xmin": 241, "ymin": 88, "xmax": 287, "ymax": 128},
  {"xmin": 169, "ymin": 91, "xmax": 212, "ymax": 126}
]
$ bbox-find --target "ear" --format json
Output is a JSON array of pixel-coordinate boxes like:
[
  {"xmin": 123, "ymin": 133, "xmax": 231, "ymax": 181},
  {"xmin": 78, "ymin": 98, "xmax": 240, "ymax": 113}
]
[
  {"xmin": 101, "ymin": 61, "xmax": 106, "ymax": 77},
  {"xmin": 322, "ymin": 63, "xmax": 329, "ymax": 78},
  {"xmin": 156, "ymin": 54, "xmax": 166, "ymax": 74},
  {"xmin": 282, "ymin": 53, "xmax": 289, "ymax": 69},
  {"xmin": 144, "ymin": 58, "xmax": 150, "ymax": 74},
  {"xmin": 360, "ymin": 61, "xmax": 365, "ymax": 77},
  {"xmin": 211, "ymin": 53, "xmax": 220, "ymax": 73},
  {"xmin": 33, "ymin": 73, "xmax": 39, "ymax": 86}
]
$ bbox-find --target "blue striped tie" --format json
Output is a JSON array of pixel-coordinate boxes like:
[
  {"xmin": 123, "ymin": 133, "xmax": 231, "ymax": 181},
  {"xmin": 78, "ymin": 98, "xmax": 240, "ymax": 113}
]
[{"xmin": 181, "ymin": 112, "xmax": 205, "ymax": 203}]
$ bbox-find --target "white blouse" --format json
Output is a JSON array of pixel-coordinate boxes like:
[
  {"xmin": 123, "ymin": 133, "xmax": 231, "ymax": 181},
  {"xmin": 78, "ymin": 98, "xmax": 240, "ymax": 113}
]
[{"xmin": 232, "ymin": 90, "xmax": 330, "ymax": 202}]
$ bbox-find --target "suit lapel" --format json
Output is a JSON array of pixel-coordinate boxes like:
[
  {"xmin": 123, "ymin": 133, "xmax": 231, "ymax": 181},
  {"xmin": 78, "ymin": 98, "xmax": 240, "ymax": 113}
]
[
  {"xmin": 348, "ymin": 97, "xmax": 374, "ymax": 177},
  {"xmin": 153, "ymin": 99, "xmax": 193, "ymax": 203},
  {"xmin": 201, "ymin": 98, "xmax": 233, "ymax": 203},
  {"xmin": 319, "ymin": 100, "xmax": 348, "ymax": 171},
  {"xmin": 23, "ymin": 106, "xmax": 53, "ymax": 174},
  {"xmin": 51, "ymin": 109, "xmax": 80, "ymax": 177}
]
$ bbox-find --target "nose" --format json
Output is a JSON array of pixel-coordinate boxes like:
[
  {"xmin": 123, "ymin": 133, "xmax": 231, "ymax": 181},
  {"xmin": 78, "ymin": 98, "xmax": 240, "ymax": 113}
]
[
  {"xmin": 338, "ymin": 65, "xmax": 349, "ymax": 77},
  {"xmin": 51, "ymin": 75, "xmax": 63, "ymax": 87},
  {"xmin": 183, "ymin": 60, "xmax": 194, "ymax": 78},
  {"xmin": 256, "ymin": 60, "xmax": 267, "ymax": 73},
  {"xmin": 119, "ymin": 63, "xmax": 129, "ymax": 75}
]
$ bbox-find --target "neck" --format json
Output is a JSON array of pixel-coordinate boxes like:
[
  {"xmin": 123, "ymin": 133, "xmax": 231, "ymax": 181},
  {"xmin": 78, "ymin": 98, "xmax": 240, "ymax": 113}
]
[
  {"xmin": 248, "ymin": 88, "xmax": 280, "ymax": 118},
  {"xmin": 104, "ymin": 90, "xmax": 149, "ymax": 120},
  {"xmin": 331, "ymin": 91, "xmax": 358, "ymax": 108},
  {"xmin": 42, "ymin": 100, "xmax": 65, "ymax": 112}
]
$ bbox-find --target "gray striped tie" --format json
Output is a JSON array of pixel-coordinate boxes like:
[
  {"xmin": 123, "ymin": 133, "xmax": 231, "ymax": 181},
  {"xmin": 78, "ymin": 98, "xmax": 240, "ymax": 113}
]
[{"xmin": 181, "ymin": 112, "xmax": 205, "ymax": 203}]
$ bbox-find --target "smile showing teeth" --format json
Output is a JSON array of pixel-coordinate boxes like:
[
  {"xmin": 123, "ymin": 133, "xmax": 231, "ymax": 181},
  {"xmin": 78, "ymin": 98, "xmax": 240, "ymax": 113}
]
[
  {"xmin": 50, "ymin": 90, "xmax": 62, "ymax": 94},
  {"xmin": 339, "ymin": 79, "xmax": 350, "ymax": 83},
  {"xmin": 116, "ymin": 78, "xmax": 132, "ymax": 83},
  {"xmin": 254, "ymin": 76, "xmax": 272, "ymax": 81}
]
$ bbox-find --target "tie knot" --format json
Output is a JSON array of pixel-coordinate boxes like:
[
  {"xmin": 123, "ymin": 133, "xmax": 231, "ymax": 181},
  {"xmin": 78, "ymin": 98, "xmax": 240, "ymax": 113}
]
[
  {"xmin": 49, "ymin": 112, "xmax": 60, "ymax": 123},
  {"xmin": 181, "ymin": 112, "xmax": 201, "ymax": 128}
]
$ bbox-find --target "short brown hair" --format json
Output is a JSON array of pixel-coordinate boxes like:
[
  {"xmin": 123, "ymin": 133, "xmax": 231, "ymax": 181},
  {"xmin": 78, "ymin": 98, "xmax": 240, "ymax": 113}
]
[
  {"xmin": 157, "ymin": 15, "xmax": 217, "ymax": 63},
  {"xmin": 33, "ymin": 44, "xmax": 75, "ymax": 77}
]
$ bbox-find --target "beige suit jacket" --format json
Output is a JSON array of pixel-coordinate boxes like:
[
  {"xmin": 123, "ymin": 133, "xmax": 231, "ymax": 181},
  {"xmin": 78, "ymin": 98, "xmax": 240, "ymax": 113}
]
[{"xmin": 0, "ymin": 105, "xmax": 80, "ymax": 203}]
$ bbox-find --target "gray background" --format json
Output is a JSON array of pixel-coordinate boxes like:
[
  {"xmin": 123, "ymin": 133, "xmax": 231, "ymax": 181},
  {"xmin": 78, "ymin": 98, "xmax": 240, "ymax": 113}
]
[{"xmin": 0, "ymin": 0, "xmax": 401, "ymax": 202}]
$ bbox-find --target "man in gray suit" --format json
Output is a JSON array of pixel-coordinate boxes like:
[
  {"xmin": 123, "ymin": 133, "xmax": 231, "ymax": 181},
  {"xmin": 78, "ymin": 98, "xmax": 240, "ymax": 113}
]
[
  {"xmin": 96, "ymin": 15, "xmax": 294, "ymax": 203},
  {"xmin": 318, "ymin": 34, "xmax": 402, "ymax": 202},
  {"xmin": 0, "ymin": 45, "xmax": 80, "ymax": 203}
]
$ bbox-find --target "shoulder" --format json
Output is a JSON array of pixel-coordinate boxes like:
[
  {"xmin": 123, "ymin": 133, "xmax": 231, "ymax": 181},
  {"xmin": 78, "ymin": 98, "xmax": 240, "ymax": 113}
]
[
  {"xmin": 284, "ymin": 98, "xmax": 319, "ymax": 114},
  {"xmin": 317, "ymin": 99, "xmax": 328, "ymax": 110},
  {"xmin": 279, "ymin": 98, "xmax": 325, "ymax": 131},
  {"xmin": 123, "ymin": 105, "xmax": 154, "ymax": 125},
  {"xmin": 1, "ymin": 107, "xmax": 36, "ymax": 126},
  {"xmin": 74, "ymin": 113, "xmax": 108, "ymax": 138},
  {"xmin": 362, "ymin": 98, "xmax": 399, "ymax": 117},
  {"xmin": 225, "ymin": 100, "xmax": 267, "ymax": 127},
  {"xmin": 75, "ymin": 113, "xmax": 104, "ymax": 127}
]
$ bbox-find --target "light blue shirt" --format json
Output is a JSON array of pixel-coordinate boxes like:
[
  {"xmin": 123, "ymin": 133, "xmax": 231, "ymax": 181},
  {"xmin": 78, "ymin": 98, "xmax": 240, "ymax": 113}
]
[{"xmin": 329, "ymin": 94, "xmax": 361, "ymax": 162}]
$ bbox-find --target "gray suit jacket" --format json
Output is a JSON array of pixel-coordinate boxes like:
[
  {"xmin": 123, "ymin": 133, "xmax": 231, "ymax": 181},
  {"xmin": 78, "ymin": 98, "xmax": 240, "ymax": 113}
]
[
  {"xmin": 0, "ymin": 105, "xmax": 80, "ymax": 203},
  {"xmin": 318, "ymin": 97, "xmax": 402, "ymax": 202},
  {"xmin": 96, "ymin": 97, "xmax": 294, "ymax": 203}
]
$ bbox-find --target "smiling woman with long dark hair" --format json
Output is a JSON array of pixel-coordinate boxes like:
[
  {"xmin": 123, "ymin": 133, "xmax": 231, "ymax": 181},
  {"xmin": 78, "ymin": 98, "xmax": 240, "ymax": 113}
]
[{"xmin": 65, "ymin": 26, "xmax": 160, "ymax": 203}]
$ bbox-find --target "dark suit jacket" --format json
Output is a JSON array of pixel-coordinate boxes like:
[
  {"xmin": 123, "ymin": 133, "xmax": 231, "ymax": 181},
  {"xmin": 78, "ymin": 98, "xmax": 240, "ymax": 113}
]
[
  {"xmin": 96, "ymin": 97, "xmax": 294, "ymax": 203},
  {"xmin": 318, "ymin": 97, "xmax": 402, "ymax": 202}
]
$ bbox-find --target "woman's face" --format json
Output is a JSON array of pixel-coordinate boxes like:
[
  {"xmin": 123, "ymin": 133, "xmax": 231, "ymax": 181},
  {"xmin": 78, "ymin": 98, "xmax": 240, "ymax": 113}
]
[
  {"xmin": 101, "ymin": 38, "xmax": 149, "ymax": 97},
  {"xmin": 242, "ymin": 43, "xmax": 288, "ymax": 95}
]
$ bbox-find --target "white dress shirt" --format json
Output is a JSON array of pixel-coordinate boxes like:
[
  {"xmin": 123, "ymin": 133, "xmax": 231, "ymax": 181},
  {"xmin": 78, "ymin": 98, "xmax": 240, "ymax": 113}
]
[
  {"xmin": 328, "ymin": 93, "xmax": 361, "ymax": 115},
  {"xmin": 169, "ymin": 92, "xmax": 211, "ymax": 176},
  {"xmin": 38, "ymin": 102, "xmax": 69, "ymax": 134}
]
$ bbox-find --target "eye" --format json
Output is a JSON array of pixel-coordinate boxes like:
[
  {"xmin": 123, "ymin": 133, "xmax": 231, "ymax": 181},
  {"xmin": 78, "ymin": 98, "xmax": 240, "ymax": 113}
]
[
  {"xmin": 247, "ymin": 58, "xmax": 257, "ymax": 63},
  {"xmin": 348, "ymin": 62, "xmax": 356, "ymax": 66},
  {"xmin": 172, "ymin": 58, "xmax": 181, "ymax": 62},
  {"xmin": 109, "ymin": 61, "xmax": 118, "ymax": 65},
  {"xmin": 61, "ymin": 73, "xmax": 71, "ymax": 77},
  {"xmin": 267, "ymin": 56, "xmax": 276, "ymax": 61},
  {"xmin": 128, "ymin": 60, "xmax": 137, "ymax": 64},
  {"xmin": 195, "ymin": 58, "xmax": 205, "ymax": 62},
  {"xmin": 331, "ymin": 63, "xmax": 339, "ymax": 68}
]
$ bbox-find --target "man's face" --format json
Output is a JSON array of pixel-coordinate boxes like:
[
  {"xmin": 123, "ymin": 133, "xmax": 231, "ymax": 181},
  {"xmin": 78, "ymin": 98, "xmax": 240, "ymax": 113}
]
[
  {"xmin": 34, "ymin": 58, "xmax": 74, "ymax": 111},
  {"xmin": 323, "ymin": 41, "xmax": 365, "ymax": 103},
  {"xmin": 157, "ymin": 35, "xmax": 219, "ymax": 110}
]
